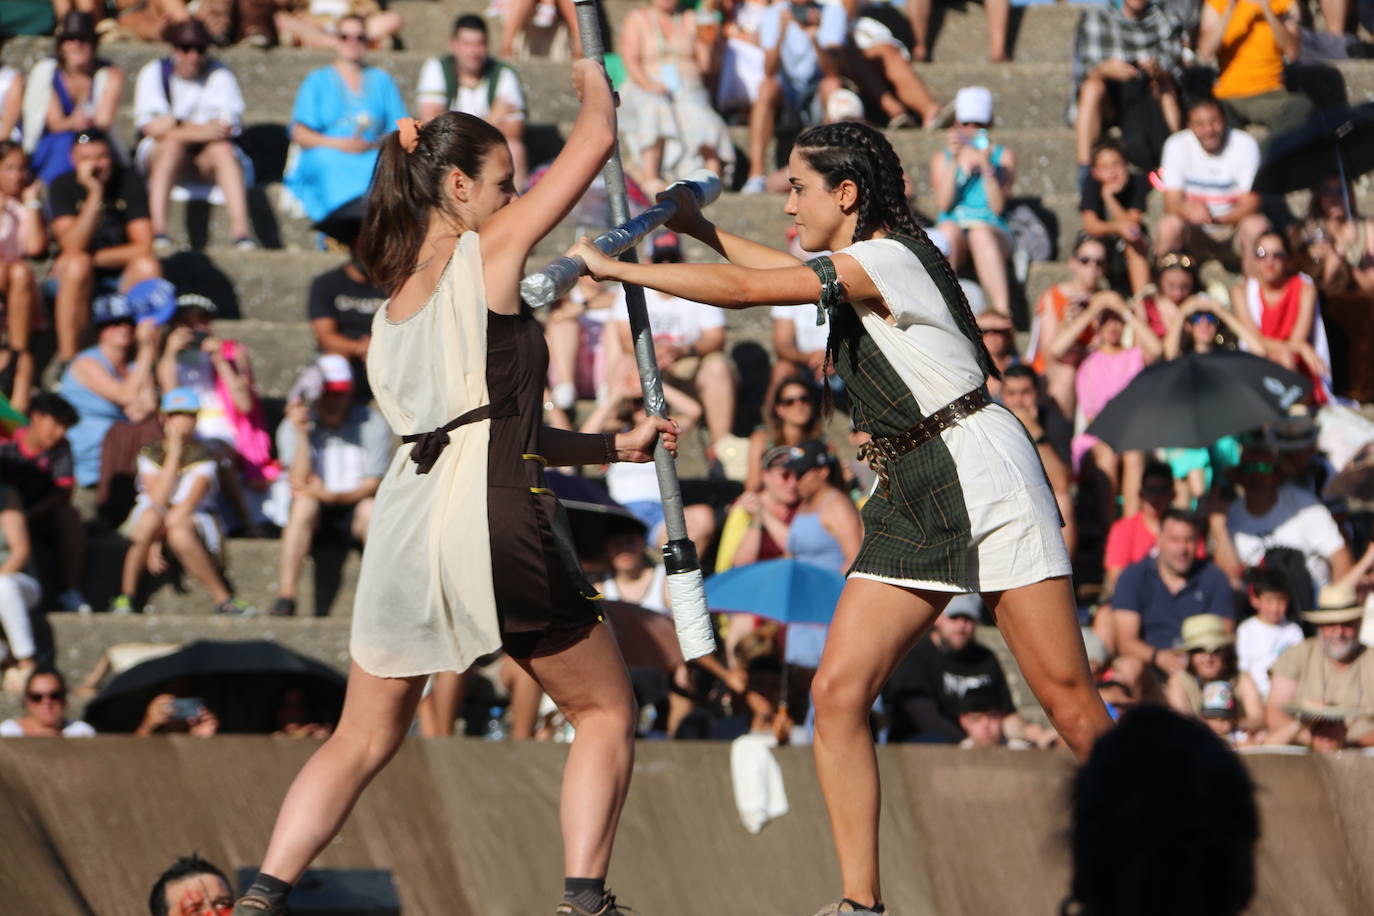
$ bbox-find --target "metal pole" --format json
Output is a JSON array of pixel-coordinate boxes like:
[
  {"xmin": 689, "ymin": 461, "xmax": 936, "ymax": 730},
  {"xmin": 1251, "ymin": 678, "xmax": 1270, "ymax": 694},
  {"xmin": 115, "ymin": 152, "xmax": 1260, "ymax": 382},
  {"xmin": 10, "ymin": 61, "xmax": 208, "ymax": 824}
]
[{"xmin": 573, "ymin": 0, "xmax": 714, "ymax": 660}]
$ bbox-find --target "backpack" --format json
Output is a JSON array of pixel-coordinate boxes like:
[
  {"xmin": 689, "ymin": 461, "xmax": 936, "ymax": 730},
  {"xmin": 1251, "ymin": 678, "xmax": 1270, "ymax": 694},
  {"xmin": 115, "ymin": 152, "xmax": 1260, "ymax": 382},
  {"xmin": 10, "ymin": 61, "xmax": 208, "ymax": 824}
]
[{"xmin": 438, "ymin": 54, "xmax": 523, "ymax": 116}]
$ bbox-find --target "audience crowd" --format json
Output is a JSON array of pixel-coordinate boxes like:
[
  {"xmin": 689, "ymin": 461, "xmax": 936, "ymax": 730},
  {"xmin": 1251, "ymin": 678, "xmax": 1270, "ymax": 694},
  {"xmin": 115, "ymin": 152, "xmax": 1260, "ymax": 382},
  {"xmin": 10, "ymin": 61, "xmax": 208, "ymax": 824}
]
[{"xmin": 0, "ymin": 0, "xmax": 1371, "ymax": 757}]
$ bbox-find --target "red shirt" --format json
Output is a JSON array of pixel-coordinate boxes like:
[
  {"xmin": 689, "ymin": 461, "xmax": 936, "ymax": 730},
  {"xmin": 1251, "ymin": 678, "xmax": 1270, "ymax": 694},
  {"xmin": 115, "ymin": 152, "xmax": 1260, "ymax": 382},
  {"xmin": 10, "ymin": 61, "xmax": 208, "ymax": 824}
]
[{"xmin": 1104, "ymin": 512, "xmax": 1207, "ymax": 572}]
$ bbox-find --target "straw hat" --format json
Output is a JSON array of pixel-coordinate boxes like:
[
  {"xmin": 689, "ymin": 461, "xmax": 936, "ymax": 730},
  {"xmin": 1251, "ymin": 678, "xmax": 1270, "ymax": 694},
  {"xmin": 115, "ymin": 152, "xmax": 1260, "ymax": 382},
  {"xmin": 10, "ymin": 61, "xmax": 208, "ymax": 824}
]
[
  {"xmin": 1179, "ymin": 614, "xmax": 1234, "ymax": 653},
  {"xmin": 1302, "ymin": 583, "xmax": 1365, "ymax": 625}
]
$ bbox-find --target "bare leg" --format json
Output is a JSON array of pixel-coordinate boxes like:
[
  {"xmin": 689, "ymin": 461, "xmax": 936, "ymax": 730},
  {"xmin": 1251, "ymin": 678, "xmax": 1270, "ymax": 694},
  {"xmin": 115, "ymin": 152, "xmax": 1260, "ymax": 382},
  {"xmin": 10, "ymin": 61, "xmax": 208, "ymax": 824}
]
[
  {"xmin": 936, "ymin": 220, "xmax": 967, "ymax": 270},
  {"xmin": 746, "ymin": 77, "xmax": 782, "ymax": 182},
  {"xmin": 1124, "ymin": 236, "xmax": 1151, "ymax": 294},
  {"xmin": 811, "ymin": 578, "xmax": 950, "ymax": 908},
  {"xmin": 516, "ymin": 623, "xmax": 637, "ymax": 878},
  {"xmin": 984, "ymin": 576, "xmax": 1113, "ymax": 760},
  {"xmin": 1320, "ymin": 0, "xmax": 1349, "ymax": 33},
  {"xmin": 350, "ymin": 497, "xmax": 373, "ymax": 544},
  {"xmin": 121, "ymin": 507, "xmax": 164, "ymax": 596},
  {"xmin": 418, "ymin": 670, "xmax": 467, "ymax": 737},
  {"xmin": 985, "ymin": 0, "xmax": 1010, "ymax": 61},
  {"xmin": 147, "ymin": 137, "xmax": 188, "ymax": 237},
  {"xmin": 695, "ymin": 352, "xmax": 736, "ymax": 445},
  {"xmin": 966, "ymin": 223, "xmax": 1012, "ymax": 317},
  {"xmin": 164, "ymin": 514, "xmax": 232, "ymax": 603},
  {"xmin": 1119, "ymin": 449, "xmax": 1144, "ymax": 518},
  {"xmin": 871, "ymin": 45, "xmax": 940, "ymax": 121},
  {"xmin": 119, "ymin": 255, "xmax": 163, "ymax": 290},
  {"xmin": 277, "ymin": 494, "xmax": 320, "ymax": 601},
  {"xmin": 500, "ymin": 0, "xmax": 537, "ymax": 57},
  {"xmin": 4, "ymin": 261, "xmax": 34, "ymax": 351},
  {"xmin": 1075, "ymin": 75, "xmax": 1107, "ymax": 166},
  {"xmin": 504, "ymin": 655, "xmax": 545, "ymax": 740},
  {"xmin": 52, "ymin": 251, "xmax": 94, "ymax": 362},
  {"xmin": 255, "ymin": 662, "xmax": 427, "ymax": 883},
  {"xmin": 196, "ymin": 141, "xmax": 251, "ymax": 241},
  {"xmin": 909, "ymin": 0, "xmax": 931, "ymax": 60},
  {"xmin": 1154, "ymin": 214, "xmax": 1185, "ymax": 258}
]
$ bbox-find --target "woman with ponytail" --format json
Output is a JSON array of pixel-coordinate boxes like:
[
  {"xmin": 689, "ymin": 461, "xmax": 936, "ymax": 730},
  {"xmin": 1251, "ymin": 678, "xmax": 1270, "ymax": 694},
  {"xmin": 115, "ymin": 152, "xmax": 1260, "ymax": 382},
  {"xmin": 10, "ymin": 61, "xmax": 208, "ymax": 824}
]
[
  {"xmin": 234, "ymin": 60, "xmax": 676, "ymax": 916},
  {"xmin": 573, "ymin": 120, "xmax": 1112, "ymax": 916}
]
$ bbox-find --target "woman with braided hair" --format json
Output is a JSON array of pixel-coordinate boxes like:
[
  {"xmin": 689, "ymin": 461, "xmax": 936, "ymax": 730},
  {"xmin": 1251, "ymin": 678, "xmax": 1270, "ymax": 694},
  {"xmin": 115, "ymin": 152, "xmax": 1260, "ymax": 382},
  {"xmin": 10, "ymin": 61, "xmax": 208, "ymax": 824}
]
[
  {"xmin": 234, "ymin": 60, "xmax": 675, "ymax": 916},
  {"xmin": 573, "ymin": 120, "xmax": 1112, "ymax": 916}
]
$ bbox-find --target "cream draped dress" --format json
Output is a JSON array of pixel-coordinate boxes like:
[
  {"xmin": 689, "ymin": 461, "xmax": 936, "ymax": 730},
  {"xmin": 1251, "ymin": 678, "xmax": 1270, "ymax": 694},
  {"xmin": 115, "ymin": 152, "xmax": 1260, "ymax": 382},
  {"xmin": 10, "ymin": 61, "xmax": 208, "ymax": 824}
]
[{"xmin": 350, "ymin": 232, "xmax": 504, "ymax": 677}]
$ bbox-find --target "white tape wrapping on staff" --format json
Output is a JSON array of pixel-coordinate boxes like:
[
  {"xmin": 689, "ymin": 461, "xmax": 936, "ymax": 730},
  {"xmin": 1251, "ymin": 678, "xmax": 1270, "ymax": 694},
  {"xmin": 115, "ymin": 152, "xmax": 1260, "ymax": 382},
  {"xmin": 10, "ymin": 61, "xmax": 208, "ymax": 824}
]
[{"xmin": 667, "ymin": 569, "xmax": 714, "ymax": 660}]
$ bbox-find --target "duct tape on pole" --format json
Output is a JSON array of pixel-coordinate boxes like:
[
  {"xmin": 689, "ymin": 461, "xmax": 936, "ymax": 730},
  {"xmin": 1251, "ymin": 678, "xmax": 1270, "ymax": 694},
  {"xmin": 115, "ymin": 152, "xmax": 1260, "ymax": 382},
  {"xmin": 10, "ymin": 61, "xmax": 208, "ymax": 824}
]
[
  {"xmin": 519, "ymin": 169, "xmax": 721, "ymax": 308},
  {"xmin": 572, "ymin": 0, "xmax": 715, "ymax": 660}
]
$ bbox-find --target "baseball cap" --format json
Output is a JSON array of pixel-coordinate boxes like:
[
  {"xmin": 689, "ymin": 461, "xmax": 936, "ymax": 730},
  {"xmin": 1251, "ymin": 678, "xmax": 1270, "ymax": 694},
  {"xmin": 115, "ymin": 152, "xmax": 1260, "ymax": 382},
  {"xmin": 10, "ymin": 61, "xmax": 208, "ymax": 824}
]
[
  {"xmin": 943, "ymin": 593, "xmax": 983, "ymax": 621},
  {"xmin": 92, "ymin": 293, "xmax": 134, "ymax": 326},
  {"xmin": 650, "ymin": 231, "xmax": 683, "ymax": 263},
  {"xmin": 763, "ymin": 438, "xmax": 833, "ymax": 474},
  {"xmin": 954, "ymin": 86, "xmax": 994, "ymax": 126},
  {"xmin": 160, "ymin": 387, "xmax": 200, "ymax": 414},
  {"xmin": 174, "ymin": 292, "xmax": 218, "ymax": 316},
  {"xmin": 316, "ymin": 354, "xmax": 354, "ymax": 393},
  {"xmin": 1199, "ymin": 680, "xmax": 1237, "ymax": 719},
  {"xmin": 127, "ymin": 278, "xmax": 178, "ymax": 326}
]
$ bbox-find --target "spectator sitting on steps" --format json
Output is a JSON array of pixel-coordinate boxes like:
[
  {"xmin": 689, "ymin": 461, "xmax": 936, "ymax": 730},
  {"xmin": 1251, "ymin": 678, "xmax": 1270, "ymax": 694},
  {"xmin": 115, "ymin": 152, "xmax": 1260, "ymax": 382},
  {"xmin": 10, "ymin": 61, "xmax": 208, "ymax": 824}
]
[
  {"xmin": 417, "ymin": 15, "xmax": 530, "ymax": 189},
  {"xmin": 269, "ymin": 356, "xmax": 389, "ymax": 617},
  {"xmin": 111, "ymin": 387, "xmax": 255, "ymax": 616},
  {"xmin": 132, "ymin": 18, "xmax": 256, "ymax": 254},
  {"xmin": 1197, "ymin": 0, "xmax": 1313, "ymax": 144},
  {"xmin": 0, "ymin": 142, "xmax": 44, "ymax": 412},
  {"xmin": 47, "ymin": 129, "xmax": 162, "ymax": 365},
  {"xmin": 0, "ymin": 668, "xmax": 95, "ymax": 736}
]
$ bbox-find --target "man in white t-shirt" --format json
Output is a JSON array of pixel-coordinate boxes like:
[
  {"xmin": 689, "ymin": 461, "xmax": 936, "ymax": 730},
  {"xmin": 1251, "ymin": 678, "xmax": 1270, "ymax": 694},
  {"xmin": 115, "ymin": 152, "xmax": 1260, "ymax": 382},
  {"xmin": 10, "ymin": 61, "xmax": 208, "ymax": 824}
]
[
  {"xmin": 415, "ymin": 14, "xmax": 528, "ymax": 187},
  {"xmin": 1154, "ymin": 96, "xmax": 1268, "ymax": 272},
  {"xmin": 611, "ymin": 232, "xmax": 737, "ymax": 453},
  {"xmin": 132, "ymin": 19, "xmax": 255, "ymax": 253},
  {"xmin": 1216, "ymin": 445, "xmax": 1352, "ymax": 598},
  {"xmin": 271, "ymin": 355, "xmax": 391, "ymax": 617}
]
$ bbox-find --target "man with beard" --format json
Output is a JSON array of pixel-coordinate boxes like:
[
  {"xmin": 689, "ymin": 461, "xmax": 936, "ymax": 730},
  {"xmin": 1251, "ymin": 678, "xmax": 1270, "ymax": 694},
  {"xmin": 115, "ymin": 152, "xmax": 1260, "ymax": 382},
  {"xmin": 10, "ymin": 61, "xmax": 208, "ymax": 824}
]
[{"xmin": 1266, "ymin": 583, "xmax": 1374, "ymax": 748}]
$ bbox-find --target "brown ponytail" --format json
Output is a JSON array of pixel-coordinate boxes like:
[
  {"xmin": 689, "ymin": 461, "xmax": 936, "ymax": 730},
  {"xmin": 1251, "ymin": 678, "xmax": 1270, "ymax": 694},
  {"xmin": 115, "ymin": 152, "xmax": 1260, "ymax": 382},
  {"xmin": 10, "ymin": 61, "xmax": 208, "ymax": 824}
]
[{"xmin": 359, "ymin": 111, "xmax": 506, "ymax": 294}]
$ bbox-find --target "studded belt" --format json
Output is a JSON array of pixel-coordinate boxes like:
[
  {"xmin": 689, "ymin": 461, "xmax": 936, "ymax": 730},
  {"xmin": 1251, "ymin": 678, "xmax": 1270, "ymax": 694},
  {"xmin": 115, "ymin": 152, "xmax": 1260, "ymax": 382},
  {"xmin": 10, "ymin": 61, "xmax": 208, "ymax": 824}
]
[{"xmin": 856, "ymin": 386, "xmax": 992, "ymax": 491}]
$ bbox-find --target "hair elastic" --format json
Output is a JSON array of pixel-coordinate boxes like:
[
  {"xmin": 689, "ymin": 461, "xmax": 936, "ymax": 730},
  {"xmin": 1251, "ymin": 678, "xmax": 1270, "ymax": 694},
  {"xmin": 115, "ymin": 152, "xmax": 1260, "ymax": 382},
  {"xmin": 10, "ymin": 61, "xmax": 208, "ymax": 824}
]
[{"xmin": 396, "ymin": 118, "xmax": 422, "ymax": 154}]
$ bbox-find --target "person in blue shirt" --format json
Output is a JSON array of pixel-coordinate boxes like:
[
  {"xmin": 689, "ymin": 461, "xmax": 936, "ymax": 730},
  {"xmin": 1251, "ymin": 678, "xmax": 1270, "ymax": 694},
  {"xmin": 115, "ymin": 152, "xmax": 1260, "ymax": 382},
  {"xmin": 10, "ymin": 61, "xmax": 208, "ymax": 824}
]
[
  {"xmin": 1111, "ymin": 507, "xmax": 1236, "ymax": 700},
  {"xmin": 283, "ymin": 14, "xmax": 408, "ymax": 223}
]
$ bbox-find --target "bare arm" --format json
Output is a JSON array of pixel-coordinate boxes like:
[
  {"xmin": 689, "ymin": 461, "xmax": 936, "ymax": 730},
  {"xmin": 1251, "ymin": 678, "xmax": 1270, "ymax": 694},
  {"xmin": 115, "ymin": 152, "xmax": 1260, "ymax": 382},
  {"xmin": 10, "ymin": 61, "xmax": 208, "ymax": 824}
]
[
  {"xmin": 91, "ymin": 218, "xmax": 156, "ymax": 271},
  {"xmin": 1124, "ymin": 303, "xmax": 1163, "ymax": 362},
  {"xmin": 1257, "ymin": 0, "xmax": 1300, "ymax": 60},
  {"xmin": 1113, "ymin": 608, "xmax": 1155, "ymax": 665},
  {"xmin": 481, "ymin": 59, "xmax": 615, "ymax": 290},
  {"xmin": 1049, "ymin": 295, "xmax": 1099, "ymax": 358},
  {"xmin": 291, "ymin": 122, "xmax": 372, "ymax": 152},
  {"xmin": 619, "ymin": 12, "xmax": 661, "ymax": 92},
  {"xmin": 1217, "ymin": 191, "xmax": 1260, "ymax": 227},
  {"xmin": 1226, "ymin": 283, "xmax": 1264, "ymax": 351},
  {"xmin": 310, "ymin": 316, "xmax": 369, "ymax": 359},
  {"xmin": 1207, "ymin": 498, "xmax": 1245, "ymax": 585},
  {"xmin": 1264, "ymin": 674, "xmax": 1300, "ymax": 739},
  {"xmin": 94, "ymin": 66, "xmax": 125, "ymax": 131},
  {"xmin": 17, "ymin": 186, "xmax": 47, "ymax": 257},
  {"xmin": 693, "ymin": 325, "xmax": 726, "ymax": 357},
  {"xmin": 53, "ymin": 176, "xmax": 105, "ymax": 255},
  {"xmin": 1163, "ymin": 189, "xmax": 1187, "ymax": 218},
  {"xmin": 663, "ymin": 186, "xmax": 801, "ymax": 269},
  {"xmin": 1196, "ymin": 0, "xmax": 1235, "ymax": 63},
  {"xmin": 70, "ymin": 325, "xmax": 159, "ymax": 410},
  {"xmin": 981, "ymin": 146, "xmax": 1013, "ymax": 216},
  {"xmin": 0, "ymin": 506, "xmax": 30, "ymax": 575},
  {"xmin": 143, "ymin": 440, "xmax": 185, "ymax": 511},
  {"xmin": 0, "ymin": 73, "xmax": 20, "ymax": 141}
]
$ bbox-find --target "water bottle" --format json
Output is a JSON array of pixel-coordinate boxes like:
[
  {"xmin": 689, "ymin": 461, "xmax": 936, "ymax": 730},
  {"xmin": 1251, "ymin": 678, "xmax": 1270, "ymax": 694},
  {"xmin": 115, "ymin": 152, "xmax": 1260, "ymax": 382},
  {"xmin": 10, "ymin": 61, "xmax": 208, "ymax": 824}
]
[{"xmin": 484, "ymin": 705, "xmax": 506, "ymax": 741}]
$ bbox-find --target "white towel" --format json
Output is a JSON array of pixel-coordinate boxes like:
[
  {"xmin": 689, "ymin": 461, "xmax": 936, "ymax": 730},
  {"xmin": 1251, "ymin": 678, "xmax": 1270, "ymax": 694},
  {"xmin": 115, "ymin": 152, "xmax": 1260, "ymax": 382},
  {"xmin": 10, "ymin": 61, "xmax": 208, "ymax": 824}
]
[{"xmin": 730, "ymin": 731, "xmax": 789, "ymax": 834}]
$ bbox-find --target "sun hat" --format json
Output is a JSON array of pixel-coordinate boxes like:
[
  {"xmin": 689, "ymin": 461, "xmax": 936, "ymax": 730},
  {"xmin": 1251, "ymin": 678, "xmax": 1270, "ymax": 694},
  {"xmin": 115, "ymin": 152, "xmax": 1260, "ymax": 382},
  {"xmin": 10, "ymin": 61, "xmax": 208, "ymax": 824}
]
[
  {"xmin": 1302, "ymin": 583, "xmax": 1365, "ymax": 625},
  {"xmin": 1179, "ymin": 614, "xmax": 1235, "ymax": 652}
]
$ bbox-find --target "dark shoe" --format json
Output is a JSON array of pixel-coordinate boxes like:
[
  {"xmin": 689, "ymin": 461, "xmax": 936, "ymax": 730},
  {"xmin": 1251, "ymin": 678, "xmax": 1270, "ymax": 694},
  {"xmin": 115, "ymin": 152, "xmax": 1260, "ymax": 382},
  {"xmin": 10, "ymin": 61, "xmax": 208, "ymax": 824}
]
[
  {"xmin": 269, "ymin": 596, "xmax": 297, "ymax": 617},
  {"xmin": 556, "ymin": 891, "xmax": 634, "ymax": 915}
]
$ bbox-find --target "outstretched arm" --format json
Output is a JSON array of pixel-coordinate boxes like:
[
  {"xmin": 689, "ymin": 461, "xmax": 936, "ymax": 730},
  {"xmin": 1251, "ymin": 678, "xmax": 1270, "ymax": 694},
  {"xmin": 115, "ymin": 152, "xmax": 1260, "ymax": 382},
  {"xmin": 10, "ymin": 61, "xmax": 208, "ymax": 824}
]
[
  {"xmin": 572, "ymin": 238, "xmax": 884, "ymax": 314},
  {"xmin": 661, "ymin": 185, "xmax": 802, "ymax": 269}
]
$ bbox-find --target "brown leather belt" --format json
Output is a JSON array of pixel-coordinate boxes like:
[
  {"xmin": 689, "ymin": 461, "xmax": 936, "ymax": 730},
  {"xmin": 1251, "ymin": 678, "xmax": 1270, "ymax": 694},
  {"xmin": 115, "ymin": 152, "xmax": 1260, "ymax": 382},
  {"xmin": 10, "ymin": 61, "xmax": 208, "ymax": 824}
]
[{"xmin": 856, "ymin": 386, "xmax": 992, "ymax": 491}]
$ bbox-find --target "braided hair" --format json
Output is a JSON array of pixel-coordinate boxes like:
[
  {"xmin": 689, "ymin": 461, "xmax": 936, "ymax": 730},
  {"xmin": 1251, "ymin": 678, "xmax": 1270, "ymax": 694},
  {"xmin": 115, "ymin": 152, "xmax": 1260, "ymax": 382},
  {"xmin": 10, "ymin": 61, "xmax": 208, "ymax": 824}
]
[{"xmin": 793, "ymin": 122, "xmax": 1000, "ymax": 384}]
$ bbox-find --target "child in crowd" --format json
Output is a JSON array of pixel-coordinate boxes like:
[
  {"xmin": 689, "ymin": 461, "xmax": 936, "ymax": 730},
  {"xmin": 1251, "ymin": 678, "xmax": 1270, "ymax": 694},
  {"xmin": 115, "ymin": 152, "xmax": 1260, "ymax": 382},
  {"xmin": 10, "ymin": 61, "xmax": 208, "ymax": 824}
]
[
  {"xmin": 0, "ymin": 392, "xmax": 89, "ymax": 612},
  {"xmin": 1079, "ymin": 140, "xmax": 1150, "ymax": 295},
  {"xmin": 112, "ymin": 388, "xmax": 252, "ymax": 616},
  {"xmin": 1235, "ymin": 567, "xmax": 1303, "ymax": 701}
]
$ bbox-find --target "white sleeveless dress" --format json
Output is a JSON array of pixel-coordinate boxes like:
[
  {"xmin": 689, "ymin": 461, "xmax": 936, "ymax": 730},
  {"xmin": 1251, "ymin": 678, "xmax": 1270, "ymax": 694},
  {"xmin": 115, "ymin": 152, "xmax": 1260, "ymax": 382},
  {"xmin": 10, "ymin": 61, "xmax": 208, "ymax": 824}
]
[{"xmin": 350, "ymin": 233, "xmax": 504, "ymax": 677}]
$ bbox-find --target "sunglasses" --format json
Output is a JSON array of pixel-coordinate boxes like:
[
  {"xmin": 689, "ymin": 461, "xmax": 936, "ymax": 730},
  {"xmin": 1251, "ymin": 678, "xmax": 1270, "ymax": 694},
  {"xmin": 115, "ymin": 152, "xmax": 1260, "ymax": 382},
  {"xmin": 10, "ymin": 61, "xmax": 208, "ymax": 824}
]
[
  {"xmin": 1239, "ymin": 461, "xmax": 1275, "ymax": 474},
  {"xmin": 174, "ymin": 44, "xmax": 207, "ymax": 54},
  {"xmin": 338, "ymin": 32, "xmax": 367, "ymax": 42},
  {"xmin": 1186, "ymin": 312, "xmax": 1216, "ymax": 324},
  {"xmin": 1254, "ymin": 246, "xmax": 1287, "ymax": 261},
  {"xmin": 27, "ymin": 691, "xmax": 64, "ymax": 702},
  {"xmin": 1075, "ymin": 255, "xmax": 1106, "ymax": 268},
  {"xmin": 775, "ymin": 396, "xmax": 810, "ymax": 407}
]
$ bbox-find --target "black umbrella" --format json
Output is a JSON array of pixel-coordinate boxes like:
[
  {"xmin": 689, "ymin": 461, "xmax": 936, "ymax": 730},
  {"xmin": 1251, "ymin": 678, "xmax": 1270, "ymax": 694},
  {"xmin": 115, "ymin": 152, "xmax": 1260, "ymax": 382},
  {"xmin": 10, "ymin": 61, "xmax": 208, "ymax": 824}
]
[
  {"xmin": 543, "ymin": 472, "xmax": 648, "ymax": 553},
  {"xmin": 84, "ymin": 640, "xmax": 347, "ymax": 734},
  {"xmin": 312, "ymin": 196, "xmax": 368, "ymax": 246},
  {"xmin": 1085, "ymin": 351, "xmax": 1311, "ymax": 452},
  {"xmin": 1252, "ymin": 102, "xmax": 1374, "ymax": 202}
]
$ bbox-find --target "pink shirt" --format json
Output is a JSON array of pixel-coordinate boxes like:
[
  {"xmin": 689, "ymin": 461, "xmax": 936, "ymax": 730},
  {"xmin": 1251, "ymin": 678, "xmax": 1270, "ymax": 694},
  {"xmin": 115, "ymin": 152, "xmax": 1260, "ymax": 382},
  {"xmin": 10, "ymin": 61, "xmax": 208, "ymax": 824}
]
[
  {"xmin": 0, "ymin": 198, "xmax": 24, "ymax": 262},
  {"xmin": 1076, "ymin": 346, "xmax": 1145, "ymax": 421}
]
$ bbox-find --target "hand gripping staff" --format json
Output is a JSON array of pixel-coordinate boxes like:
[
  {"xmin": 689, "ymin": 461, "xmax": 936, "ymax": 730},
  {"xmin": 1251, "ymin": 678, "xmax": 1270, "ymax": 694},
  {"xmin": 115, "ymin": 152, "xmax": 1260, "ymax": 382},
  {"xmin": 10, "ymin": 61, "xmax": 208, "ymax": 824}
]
[{"xmin": 520, "ymin": 0, "xmax": 715, "ymax": 659}]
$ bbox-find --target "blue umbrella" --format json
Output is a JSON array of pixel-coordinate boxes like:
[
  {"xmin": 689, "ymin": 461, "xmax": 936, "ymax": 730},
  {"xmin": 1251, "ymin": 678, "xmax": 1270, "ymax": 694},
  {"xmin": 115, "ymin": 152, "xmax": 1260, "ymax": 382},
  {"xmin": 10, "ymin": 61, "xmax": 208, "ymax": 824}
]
[{"xmin": 705, "ymin": 558, "xmax": 846, "ymax": 625}]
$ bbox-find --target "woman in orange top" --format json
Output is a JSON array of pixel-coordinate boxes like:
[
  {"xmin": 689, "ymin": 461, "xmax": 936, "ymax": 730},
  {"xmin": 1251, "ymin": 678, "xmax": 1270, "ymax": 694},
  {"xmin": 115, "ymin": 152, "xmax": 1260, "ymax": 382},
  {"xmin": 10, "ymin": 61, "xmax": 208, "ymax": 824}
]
[
  {"xmin": 1197, "ymin": 0, "xmax": 1313, "ymax": 141},
  {"xmin": 1029, "ymin": 234, "xmax": 1107, "ymax": 417}
]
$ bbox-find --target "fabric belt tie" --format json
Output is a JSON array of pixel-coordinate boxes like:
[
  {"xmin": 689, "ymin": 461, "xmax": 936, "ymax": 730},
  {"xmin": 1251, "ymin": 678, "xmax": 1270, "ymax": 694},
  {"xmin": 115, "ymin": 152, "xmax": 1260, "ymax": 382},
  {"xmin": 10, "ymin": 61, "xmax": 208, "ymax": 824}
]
[
  {"xmin": 401, "ymin": 395, "xmax": 516, "ymax": 475},
  {"xmin": 857, "ymin": 386, "xmax": 992, "ymax": 492}
]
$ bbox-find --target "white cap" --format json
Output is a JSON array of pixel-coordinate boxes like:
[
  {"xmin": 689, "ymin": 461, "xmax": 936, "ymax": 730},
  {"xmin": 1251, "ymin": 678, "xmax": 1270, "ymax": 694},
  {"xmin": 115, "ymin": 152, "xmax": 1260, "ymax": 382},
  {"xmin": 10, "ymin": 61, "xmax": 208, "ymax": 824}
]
[
  {"xmin": 954, "ymin": 86, "xmax": 994, "ymax": 126},
  {"xmin": 825, "ymin": 88, "xmax": 865, "ymax": 124},
  {"xmin": 316, "ymin": 353, "xmax": 354, "ymax": 392}
]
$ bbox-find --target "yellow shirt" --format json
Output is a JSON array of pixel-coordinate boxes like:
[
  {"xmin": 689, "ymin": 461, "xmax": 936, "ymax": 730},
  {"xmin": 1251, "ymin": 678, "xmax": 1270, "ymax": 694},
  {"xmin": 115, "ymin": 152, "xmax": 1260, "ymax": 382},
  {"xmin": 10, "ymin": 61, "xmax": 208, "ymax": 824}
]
[{"xmin": 1208, "ymin": 0, "xmax": 1293, "ymax": 99}]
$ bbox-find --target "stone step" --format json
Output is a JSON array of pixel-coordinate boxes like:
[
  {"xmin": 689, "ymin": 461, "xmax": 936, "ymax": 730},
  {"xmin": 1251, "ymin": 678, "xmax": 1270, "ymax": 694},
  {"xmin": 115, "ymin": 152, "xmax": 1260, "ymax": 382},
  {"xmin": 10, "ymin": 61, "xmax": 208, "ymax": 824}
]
[{"xmin": 77, "ymin": 534, "xmax": 362, "ymax": 619}]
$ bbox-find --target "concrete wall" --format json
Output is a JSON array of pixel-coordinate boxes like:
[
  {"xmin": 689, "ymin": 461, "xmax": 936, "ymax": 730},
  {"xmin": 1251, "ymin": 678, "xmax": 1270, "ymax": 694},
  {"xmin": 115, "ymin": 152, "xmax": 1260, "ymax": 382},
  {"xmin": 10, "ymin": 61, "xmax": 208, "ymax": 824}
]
[{"xmin": 1, "ymin": 741, "xmax": 1372, "ymax": 916}]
